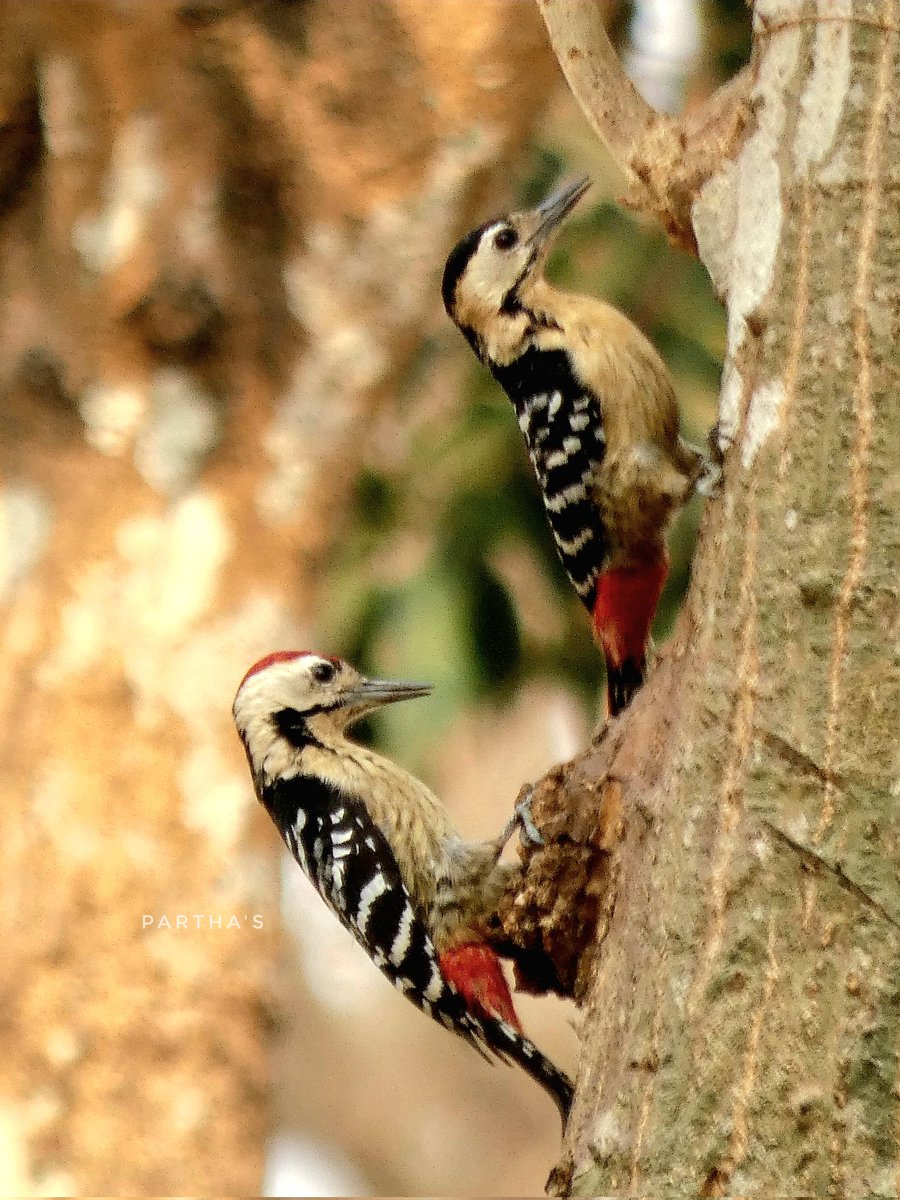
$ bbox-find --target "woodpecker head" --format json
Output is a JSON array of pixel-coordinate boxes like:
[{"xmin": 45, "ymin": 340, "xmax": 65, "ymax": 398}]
[
  {"xmin": 442, "ymin": 176, "xmax": 590, "ymax": 364},
  {"xmin": 233, "ymin": 651, "xmax": 432, "ymax": 780}
]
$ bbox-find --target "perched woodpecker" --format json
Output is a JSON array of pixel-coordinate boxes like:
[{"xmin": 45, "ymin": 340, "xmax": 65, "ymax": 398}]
[
  {"xmin": 233, "ymin": 650, "xmax": 573, "ymax": 1124},
  {"xmin": 443, "ymin": 177, "xmax": 707, "ymax": 715}
]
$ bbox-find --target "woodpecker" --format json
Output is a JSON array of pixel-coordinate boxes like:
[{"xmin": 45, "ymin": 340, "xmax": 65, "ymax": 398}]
[
  {"xmin": 443, "ymin": 177, "xmax": 708, "ymax": 715},
  {"xmin": 233, "ymin": 650, "xmax": 573, "ymax": 1124}
]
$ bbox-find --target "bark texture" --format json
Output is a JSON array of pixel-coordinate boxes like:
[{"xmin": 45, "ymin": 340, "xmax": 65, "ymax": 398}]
[
  {"xmin": 0, "ymin": 2, "xmax": 553, "ymax": 1192},
  {"xmin": 501, "ymin": 1, "xmax": 899, "ymax": 1193}
]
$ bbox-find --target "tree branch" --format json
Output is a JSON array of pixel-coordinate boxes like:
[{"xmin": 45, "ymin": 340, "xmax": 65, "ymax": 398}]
[
  {"xmin": 535, "ymin": 0, "xmax": 753, "ymax": 250},
  {"xmin": 534, "ymin": 0, "xmax": 668, "ymax": 177}
]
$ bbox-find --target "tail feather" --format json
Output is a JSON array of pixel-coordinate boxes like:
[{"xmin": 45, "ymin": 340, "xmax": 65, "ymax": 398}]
[
  {"xmin": 440, "ymin": 943, "xmax": 572, "ymax": 1125},
  {"xmin": 605, "ymin": 656, "xmax": 647, "ymax": 717},
  {"xmin": 478, "ymin": 1014, "xmax": 574, "ymax": 1127}
]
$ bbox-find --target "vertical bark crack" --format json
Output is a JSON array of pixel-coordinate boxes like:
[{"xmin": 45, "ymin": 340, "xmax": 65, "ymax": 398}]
[
  {"xmin": 628, "ymin": 970, "xmax": 664, "ymax": 1190},
  {"xmin": 690, "ymin": 492, "xmax": 760, "ymax": 1013},
  {"xmin": 818, "ymin": 3, "xmax": 894, "ymax": 844},
  {"xmin": 702, "ymin": 917, "xmax": 780, "ymax": 1196},
  {"xmin": 777, "ymin": 175, "xmax": 812, "ymax": 481}
]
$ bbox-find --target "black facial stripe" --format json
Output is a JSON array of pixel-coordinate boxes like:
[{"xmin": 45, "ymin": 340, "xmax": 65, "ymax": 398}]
[
  {"xmin": 499, "ymin": 248, "xmax": 539, "ymax": 315},
  {"xmin": 274, "ymin": 707, "xmax": 309, "ymax": 746},
  {"xmin": 526, "ymin": 312, "xmax": 563, "ymax": 336},
  {"xmin": 273, "ymin": 704, "xmax": 341, "ymax": 750}
]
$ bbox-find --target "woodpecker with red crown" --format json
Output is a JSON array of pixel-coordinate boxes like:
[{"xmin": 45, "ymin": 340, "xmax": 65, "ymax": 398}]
[
  {"xmin": 233, "ymin": 650, "xmax": 572, "ymax": 1124},
  {"xmin": 442, "ymin": 177, "xmax": 714, "ymax": 715}
]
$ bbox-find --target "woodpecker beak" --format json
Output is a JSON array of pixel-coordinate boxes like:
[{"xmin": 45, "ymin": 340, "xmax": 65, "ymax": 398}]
[
  {"xmin": 528, "ymin": 175, "xmax": 591, "ymax": 249},
  {"xmin": 342, "ymin": 677, "xmax": 433, "ymax": 711}
]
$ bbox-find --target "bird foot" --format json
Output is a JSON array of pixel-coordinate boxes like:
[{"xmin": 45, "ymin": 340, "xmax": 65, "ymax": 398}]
[
  {"xmin": 695, "ymin": 422, "xmax": 726, "ymax": 497},
  {"xmin": 496, "ymin": 786, "xmax": 544, "ymax": 851},
  {"xmin": 695, "ymin": 458, "xmax": 722, "ymax": 498},
  {"xmin": 512, "ymin": 786, "xmax": 543, "ymax": 848},
  {"xmin": 686, "ymin": 426, "xmax": 725, "ymax": 499}
]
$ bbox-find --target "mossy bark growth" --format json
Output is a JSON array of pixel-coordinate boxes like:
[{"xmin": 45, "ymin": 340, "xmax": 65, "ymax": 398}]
[{"xmin": 507, "ymin": 2, "xmax": 899, "ymax": 1193}]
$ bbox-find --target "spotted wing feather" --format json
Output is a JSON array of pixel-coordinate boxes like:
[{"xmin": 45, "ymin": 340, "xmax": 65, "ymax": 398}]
[
  {"xmin": 265, "ymin": 775, "xmax": 472, "ymax": 1029},
  {"xmin": 262, "ymin": 774, "xmax": 573, "ymax": 1123},
  {"xmin": 493, "ymin": 346, "xmax": 607, "ymax": 609}
]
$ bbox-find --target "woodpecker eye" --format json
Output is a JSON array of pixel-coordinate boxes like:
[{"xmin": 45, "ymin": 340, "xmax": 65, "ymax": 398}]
[
  {"xmin": 493, "ymin": 226, "xmax": 518, "ymax": 251},
  {"xmin": 312, "ymin": 660, "xmax": 336, "ymax": 684}
]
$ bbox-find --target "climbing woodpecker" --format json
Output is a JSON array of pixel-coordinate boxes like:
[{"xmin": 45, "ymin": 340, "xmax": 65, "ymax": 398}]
[
  {"xmin": 443, "ymin": 177, "xmax": 709, "ymax": 715},
  {"xmin": 233, "ymin": 650, "xmax": 572, "ymax": 1124}
]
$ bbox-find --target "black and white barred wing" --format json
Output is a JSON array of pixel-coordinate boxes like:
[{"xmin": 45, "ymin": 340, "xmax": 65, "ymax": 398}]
[
  {"xmin": 266, "ymin": 775, "xmax": 574, "ymax": 1124},
  {"xmin": 268, "ymin": 775, "xmax": 479, "ymax": 1039},
  {"xmin": 495, "ymin": 347, "xmax": 607, "ymax": 610},
  {"xmin": 525, "ymin": 386, "xmax": 608, "ymax": 607}
]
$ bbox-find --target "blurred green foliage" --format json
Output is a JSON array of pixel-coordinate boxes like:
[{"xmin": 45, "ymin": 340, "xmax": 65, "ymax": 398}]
[
  {"xmin": 320, "ymin": 4, "xmax": 751, "ymax": 762},
  {"xmin": 706, "ymin": 0, "xmax": 754, "ymax": 78}
]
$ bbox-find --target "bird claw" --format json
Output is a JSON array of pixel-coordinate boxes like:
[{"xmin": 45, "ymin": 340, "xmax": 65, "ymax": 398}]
[
  {"xmin": 695, "ymin": 457, "xmax": 723, "ymax": 498},
  {"xmin": 694, "ymin": 425, "xmax": 724, "ymax": 498},
  {"xmin": 512, "ymin": 786, "xmax": 544, "ymax": 848}
]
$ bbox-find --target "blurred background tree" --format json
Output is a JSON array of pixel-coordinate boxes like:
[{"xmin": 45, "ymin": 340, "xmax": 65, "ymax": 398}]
[{"xmin": 0, "ymin": 1, "xmax": 747, "ymax": 1194}]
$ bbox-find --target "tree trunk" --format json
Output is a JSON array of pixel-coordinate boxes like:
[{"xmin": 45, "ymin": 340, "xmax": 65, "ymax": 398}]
[
  {"xmin": 0, "ymin": 2, "xmax": 552, "ymax": 1192},
  {"xmin": 511, "ymin": 2, "xmax": 899, "ymax": 1193}
]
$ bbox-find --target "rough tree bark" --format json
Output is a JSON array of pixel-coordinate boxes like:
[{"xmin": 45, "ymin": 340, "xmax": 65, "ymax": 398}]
[
  {"xmin": 0, "ymin": 2, "xmax": 553, "ymax": 1192},
  {"xmin": 497, "ymin": 0, "xmax": 900, "ymax": 1194}
]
